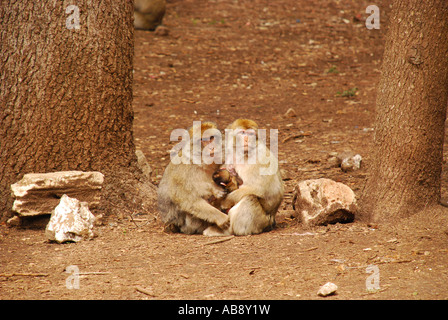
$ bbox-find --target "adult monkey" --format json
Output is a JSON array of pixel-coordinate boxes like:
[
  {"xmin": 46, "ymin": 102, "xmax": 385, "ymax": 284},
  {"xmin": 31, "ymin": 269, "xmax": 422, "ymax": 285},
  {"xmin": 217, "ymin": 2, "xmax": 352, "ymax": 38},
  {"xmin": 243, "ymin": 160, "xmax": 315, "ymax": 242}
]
[
  {"xmin": 205, "ymin": 119, "xmax": 284, "ymax": 236},
  {"xmin": 134, "ymin": 0, "xmax": 166, "ymax": 31},
  {"xmin": 157, "ymin": 121, "xmax": 229, "ymax": 234}
]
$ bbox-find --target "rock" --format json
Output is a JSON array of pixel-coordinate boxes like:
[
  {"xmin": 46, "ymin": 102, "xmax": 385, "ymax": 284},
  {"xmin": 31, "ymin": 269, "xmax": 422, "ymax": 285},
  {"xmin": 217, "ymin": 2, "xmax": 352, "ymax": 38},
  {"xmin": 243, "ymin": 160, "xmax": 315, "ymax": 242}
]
[
  {"xmin": 317, "ymin": 282, "xmax": 338, "ymax": 297},
  {"xmin": 292, "ymin": 178, "xmax": 357, "ymax": 226},
  {"xmin": 45, "ymin": 195, "xmax": 96, "ymax": 243},
  {"xmin": 11, "ymin": 171, "xmax": 103, "ymax": 217},
  {"xmin": 341, "ymin": 154, "xmax": 362, "ymax": 172},
  {"xmin": 6, "ymin": 215, "xmax": 21, "ymax": 227},
  {"xmin": 326, "ymin": 151, "xmax": 362, "ymax": 172},
  {"xmin": 136, "ymin": 150, "xmax": 152, "ymax": 178}
]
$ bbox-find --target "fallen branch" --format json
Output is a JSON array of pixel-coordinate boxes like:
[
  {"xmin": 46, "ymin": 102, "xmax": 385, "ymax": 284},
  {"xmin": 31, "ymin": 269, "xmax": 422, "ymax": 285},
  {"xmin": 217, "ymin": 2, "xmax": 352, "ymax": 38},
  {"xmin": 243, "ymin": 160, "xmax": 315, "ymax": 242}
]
[
  {"xmin": 203, "ymin": 235, "xmax": 235, "ymax": 245},
  {"xmin": 0, "ymin": 273, "xmax": 49, "ymax": 277}
]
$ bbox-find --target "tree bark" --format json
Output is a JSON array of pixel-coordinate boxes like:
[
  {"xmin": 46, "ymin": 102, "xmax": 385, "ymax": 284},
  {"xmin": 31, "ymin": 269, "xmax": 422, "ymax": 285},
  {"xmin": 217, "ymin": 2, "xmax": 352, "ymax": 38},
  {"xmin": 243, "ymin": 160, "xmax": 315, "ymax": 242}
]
[
  {"xmin": 359, "ymin": 0, "xmax": 448, "ymax": 223},
  {"xmin": 0, "ymin": 0, "xmax": 156, "ymax": 221}
]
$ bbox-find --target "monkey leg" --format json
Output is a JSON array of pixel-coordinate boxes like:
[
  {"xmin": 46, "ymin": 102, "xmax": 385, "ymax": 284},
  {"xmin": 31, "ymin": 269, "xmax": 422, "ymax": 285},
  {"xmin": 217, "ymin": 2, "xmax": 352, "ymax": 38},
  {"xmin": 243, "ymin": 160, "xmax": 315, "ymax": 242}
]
[
  {"xmin": 228, "ymin": 195, "xmax": 273, "ymax": 236},
  {"xmin": 203, "ymin": 225, "xmax": 232, "ymax": 237},
  {"xmin": 179, "ymin": 213, "xmax": 210, "ymax": 235}
]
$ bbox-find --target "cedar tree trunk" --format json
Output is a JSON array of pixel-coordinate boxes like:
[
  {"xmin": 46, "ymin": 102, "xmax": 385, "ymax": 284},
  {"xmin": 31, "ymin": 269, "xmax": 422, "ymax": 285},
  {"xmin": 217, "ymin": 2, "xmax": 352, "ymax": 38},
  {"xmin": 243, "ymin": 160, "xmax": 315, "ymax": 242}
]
[
  {"xmin": 359, "ymin": 0, "xmax": 448, "ymax": 223},
  {"xmin": 0, "ymin": 0, "xmax": 156, "ymax": 221}
]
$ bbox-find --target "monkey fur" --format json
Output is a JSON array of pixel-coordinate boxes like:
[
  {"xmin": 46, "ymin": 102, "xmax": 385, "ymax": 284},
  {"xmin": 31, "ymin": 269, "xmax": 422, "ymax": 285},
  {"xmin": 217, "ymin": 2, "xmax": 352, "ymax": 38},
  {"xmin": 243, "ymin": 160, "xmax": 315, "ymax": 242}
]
[
  {"xmin": 212, "ymin": 167, "xmax": 243, "ymax": 193},
  {"xmin": 204, "ymin": 119, "xmax": 284, "ymax": 236},
  {"xmin": 134, "ymin": 0, "xmax": 166, "ymax": 31},
  {"xmin": 157, "ymin": 121, "xmax": 229, "ymax": 235}
]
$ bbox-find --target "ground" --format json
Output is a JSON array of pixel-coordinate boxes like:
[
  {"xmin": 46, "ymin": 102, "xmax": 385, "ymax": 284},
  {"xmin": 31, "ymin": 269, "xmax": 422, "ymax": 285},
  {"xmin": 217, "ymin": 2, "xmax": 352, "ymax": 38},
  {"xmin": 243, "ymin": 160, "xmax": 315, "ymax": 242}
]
[{"xmin": 1, "ymin": 0, "xmax": 448, "ymax": 300}]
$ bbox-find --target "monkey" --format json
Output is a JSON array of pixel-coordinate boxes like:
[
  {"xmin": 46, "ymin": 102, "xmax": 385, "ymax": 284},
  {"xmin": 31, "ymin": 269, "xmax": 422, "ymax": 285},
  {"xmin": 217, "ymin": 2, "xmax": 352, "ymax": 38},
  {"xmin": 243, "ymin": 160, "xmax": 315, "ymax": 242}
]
[
  {"xmin": 134, "ymin": 0, "xmax": 166, "ymax": 31},
  {"xmin": 212, "ymin": 167, "xmax": 243, "ymax": 194},
  {"xmin": 157, "ymin": 121, "xmax": 230, "ymax": 235},
  {"xmin": 207, "ymin": 167, "xmax": 243, "ymax": 213},
  {"xmin": 203, "ymin": 119, "xmax": 284, "ymax": 236}
]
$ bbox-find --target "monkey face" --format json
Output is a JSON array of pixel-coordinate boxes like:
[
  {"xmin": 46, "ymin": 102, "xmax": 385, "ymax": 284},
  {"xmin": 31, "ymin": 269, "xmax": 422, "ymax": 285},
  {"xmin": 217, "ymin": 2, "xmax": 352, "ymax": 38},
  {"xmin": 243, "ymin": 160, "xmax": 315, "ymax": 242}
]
[
  {"xmin": 235, "ymin": 128, "xmax": 257, "ymax": 152},
  {"xmin": 213, "ymin": 169, "xmax": 232, "ymax": 186},
  {"xmin": 213, "ymin": 168, "xmax": 243, "ymax": 193},
  {"xmin": 187, "ymin": 122, "xmax": 223, "ymax": 164},
  {"xmin": 201, "ymin": 134, "xmax": 216, "ymax": 155},
  {"xmin": 201, "ymin": 131, "xmax": 223, "ymax": 160}
]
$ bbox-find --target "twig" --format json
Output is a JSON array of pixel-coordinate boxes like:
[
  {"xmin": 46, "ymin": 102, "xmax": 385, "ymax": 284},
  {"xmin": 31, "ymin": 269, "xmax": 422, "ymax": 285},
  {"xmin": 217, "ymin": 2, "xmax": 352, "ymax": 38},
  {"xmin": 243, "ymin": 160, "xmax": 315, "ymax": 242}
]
[
  {"xmin": 203, "ymin": 235, "xmax": 235, "ymax": 245},
  {"xmin": 279, "ymin": 232, "xmax": 316, "ymax": 236},
  {"xmin": 128, "ymin": 212, "xmax": 151, "ymax": 228},
  {"xmin": 282, "ymin": 134, "xmax": 304, "ymax": 143},
  {"xmin": 303, "ymin": 246, "xmax": 318, "ymax": 252},
  {"xmin": 78, "ymin": 272, "xmax": 111, "ymax": 275},
  {"xmin": 0, "ymin": 273, "xmax": 49, "ymax": 277},
  {"xmin": 135, "ymin": 286, "xmax": 157, "ymax": 297}
]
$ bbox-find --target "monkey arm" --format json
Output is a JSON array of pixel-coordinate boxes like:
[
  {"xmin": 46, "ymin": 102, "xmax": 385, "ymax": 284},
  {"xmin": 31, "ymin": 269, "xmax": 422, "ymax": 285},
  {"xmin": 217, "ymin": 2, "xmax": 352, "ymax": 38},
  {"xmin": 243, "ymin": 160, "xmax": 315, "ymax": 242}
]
[
  {"xmin": 221, "ymin": 185, "xmax": 264, "ymax": 209},
  {"xmin": 183, "ymin": 198, "xmax": 230, "ymax": 228}
]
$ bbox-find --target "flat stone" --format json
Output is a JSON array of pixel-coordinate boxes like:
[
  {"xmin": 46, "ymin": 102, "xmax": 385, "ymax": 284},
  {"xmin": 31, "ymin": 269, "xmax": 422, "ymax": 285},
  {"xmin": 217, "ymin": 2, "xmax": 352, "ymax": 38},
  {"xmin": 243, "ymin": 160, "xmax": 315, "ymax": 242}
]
[{"xmin": 11, "ymin": 171, "xmax": 103, "ymax": 216}]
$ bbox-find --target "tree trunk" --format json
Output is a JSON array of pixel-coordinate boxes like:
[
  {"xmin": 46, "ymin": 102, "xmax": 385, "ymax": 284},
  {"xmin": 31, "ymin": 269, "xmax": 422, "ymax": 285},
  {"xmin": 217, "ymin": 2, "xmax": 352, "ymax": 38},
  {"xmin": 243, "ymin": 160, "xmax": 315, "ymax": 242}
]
[
  {"xmin": 359, "ymin": 0, "xmax": 448, "ymax": 223},
  {"xmin": 0, "ymin": 0, "xmax": 156, "ymax": 221}
]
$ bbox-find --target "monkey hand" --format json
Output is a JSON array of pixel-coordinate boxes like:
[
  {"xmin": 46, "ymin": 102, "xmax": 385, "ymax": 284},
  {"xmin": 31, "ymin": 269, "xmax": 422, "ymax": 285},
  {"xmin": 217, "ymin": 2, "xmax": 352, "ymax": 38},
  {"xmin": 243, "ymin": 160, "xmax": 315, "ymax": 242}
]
[
  {"xmin": 216, "ymin": 214, "xmax": 230, "ymax": 230},
  {"xmin": 220, "ymin": 197, "xmax": 235, "ymax": 211}
]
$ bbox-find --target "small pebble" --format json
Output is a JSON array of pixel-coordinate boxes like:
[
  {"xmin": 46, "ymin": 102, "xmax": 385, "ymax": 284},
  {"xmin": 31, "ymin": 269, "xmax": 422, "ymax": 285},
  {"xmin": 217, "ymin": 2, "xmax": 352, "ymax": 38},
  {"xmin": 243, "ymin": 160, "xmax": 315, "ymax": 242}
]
[{"xmin": 317, "ymin": 282, "xmax": 338, "ymax": 297}]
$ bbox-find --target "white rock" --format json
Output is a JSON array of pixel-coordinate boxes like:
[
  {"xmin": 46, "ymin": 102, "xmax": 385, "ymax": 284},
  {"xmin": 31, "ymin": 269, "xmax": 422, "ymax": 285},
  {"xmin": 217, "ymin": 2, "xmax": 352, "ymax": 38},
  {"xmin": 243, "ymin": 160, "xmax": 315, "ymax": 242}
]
[
  {"xmin": 45, "ymin": 195, "xmax": 96, "ymax": 243},
  {"xmin": 327, "ymin": 151, "xmax": 362, "ymax": 172},
  {"xmin": 293, "ymin": 178, "xmax": 357, "ymax": 226},
  {"xmin": 341, "ymin": 154, "xmax": 362, "ymax": 172},
  {"xmin": 317, "ymin": 282, "xmax": 338, "ymax": 297}
]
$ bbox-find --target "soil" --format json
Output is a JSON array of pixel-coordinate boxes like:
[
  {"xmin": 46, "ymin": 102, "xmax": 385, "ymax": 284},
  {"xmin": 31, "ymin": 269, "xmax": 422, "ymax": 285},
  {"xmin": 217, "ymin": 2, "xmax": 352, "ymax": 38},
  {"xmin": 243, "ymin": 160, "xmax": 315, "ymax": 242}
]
[{"xmin": 2, "ymin": 0, "xmax": 448, "ymax": 301}]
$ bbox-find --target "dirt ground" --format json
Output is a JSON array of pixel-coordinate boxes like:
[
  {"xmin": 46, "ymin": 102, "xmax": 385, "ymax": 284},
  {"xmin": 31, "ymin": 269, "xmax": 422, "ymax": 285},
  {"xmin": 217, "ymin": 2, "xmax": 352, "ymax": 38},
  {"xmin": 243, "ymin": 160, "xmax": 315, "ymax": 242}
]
[{"xmin": 2, "ymin": 0, "xmax": 448, "ymax": 300}]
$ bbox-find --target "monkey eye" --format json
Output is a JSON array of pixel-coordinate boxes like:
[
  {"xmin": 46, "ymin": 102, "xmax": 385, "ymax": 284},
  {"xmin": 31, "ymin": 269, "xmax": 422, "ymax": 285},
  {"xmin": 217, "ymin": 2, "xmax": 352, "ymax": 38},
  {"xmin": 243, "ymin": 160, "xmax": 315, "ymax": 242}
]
[
  {"xmin": 236, "ymin": 130, "xmax": 256, "ymax": 136},
  {"xmin": 202, "ymin": 135, "xmax": 215, "ymax": 142},
  {"xmin": 235, "ymin": 130, "xmax": 245, "ymax": 136}
]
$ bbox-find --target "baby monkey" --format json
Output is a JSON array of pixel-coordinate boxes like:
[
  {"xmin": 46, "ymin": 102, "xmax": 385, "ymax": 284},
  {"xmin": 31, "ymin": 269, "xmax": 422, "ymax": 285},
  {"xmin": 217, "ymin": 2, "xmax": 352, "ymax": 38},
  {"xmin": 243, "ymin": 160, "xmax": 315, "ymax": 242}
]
[
  {"xmin": 213, "ymin": 167, "xmax": 243, "ymax": 193},
  {"xmin": 208, "ymin": 167, "xmax": 243, "ymax": 212}
]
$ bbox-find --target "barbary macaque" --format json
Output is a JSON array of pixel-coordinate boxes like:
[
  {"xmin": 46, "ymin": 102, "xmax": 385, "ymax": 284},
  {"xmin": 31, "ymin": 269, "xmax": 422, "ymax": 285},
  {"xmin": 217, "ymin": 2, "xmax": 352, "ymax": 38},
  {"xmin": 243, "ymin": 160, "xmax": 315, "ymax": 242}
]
[
  {"xmin": 157, "ymin": 121, "xmax": 229, "ymax": 234},
  {"xmin": 204, "ymin": 119, "xmax": 284, "ymax": 236},
  {"xmin": 134, "ymin": 0, "xmax": 166, "ymax": 31},
  {"xmin": 212, "ymin": 167, "xmax": 243, "ymax": 193}
]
